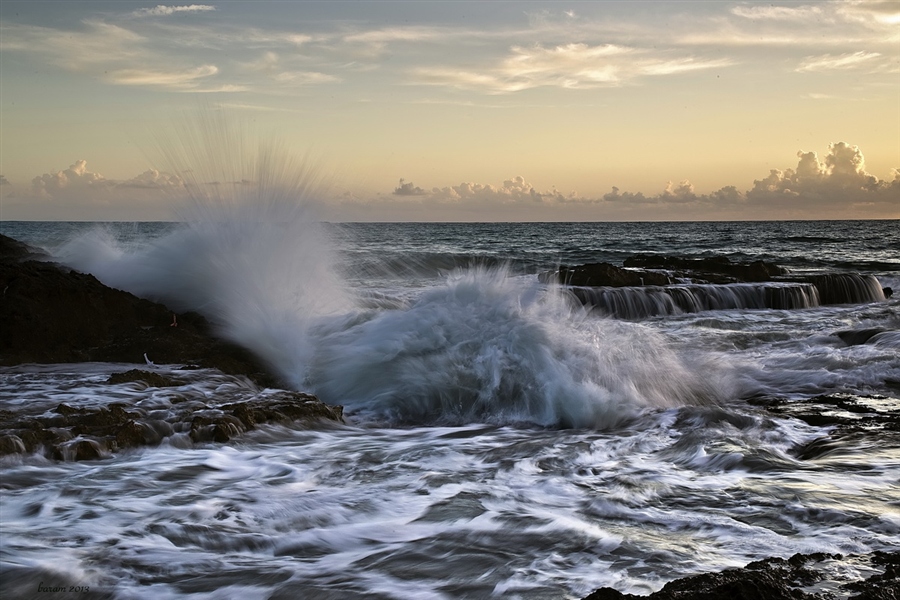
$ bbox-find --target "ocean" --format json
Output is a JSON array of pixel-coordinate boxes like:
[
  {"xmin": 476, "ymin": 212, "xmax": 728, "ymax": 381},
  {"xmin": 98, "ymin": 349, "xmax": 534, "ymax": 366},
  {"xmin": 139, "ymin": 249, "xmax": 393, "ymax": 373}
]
[{"xmin": 1, "ymin": 218, "xmax": 898, "ymax": 599}]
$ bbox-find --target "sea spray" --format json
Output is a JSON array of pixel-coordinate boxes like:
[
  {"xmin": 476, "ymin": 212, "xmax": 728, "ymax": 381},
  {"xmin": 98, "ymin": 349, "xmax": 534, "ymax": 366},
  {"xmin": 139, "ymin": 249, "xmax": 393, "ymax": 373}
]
[
  {"xmin": 54, "ymin": 114, "xmax": 734, "ymax": 426},
  {"xmin": 59, "ymin": 115, "xmax": 353, "ymax": 387},
  {"xmin": 308, "ymin": 267, "xmax": 730, "ymax": 427}
]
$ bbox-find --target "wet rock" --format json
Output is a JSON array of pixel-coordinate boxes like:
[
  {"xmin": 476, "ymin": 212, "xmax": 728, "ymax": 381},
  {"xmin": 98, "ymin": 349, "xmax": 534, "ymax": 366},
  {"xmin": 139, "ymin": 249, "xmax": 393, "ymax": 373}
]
[
  {"xmin": 540, "ymin": 255, "xmax": 787, "ymax": 289},
  {"xmin": 106, "ymin": 369, "xmax": 181, "ymax": 387},
  {"xmin": 0, "ymin": 234, "xmax": 277, "ymax": 387},
  {"xmin": 884, "ymin": 287, "xmax": 893, "ymax": 298},
  {"xmin": 0, "ymin": 381, "xmax": 344, "ymax": 461},
  {"xmin": 539, "ymin": 262, "xmax": 669, "ymax": 287},
  {"xmin": 836, "ymin": 328, "xmax": 888, "ymax": 346},
  {"xmin": 582, "ymin": 551, "xmax": 899, "ymax": 600},
  {"xmin": 622, "ymin": 255, "xmax": 788, "ymax": 283}
]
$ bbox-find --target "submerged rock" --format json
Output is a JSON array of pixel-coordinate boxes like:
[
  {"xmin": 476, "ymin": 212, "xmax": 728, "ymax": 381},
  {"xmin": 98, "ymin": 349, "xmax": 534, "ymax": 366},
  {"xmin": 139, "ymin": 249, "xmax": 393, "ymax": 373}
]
[
  {"xmin": 0, "ymin": 374, "xmax": 343, "ymax": 460},
  {"xmin": 583, "ymin": 551, "xmax": 899, "ymax": 600}
]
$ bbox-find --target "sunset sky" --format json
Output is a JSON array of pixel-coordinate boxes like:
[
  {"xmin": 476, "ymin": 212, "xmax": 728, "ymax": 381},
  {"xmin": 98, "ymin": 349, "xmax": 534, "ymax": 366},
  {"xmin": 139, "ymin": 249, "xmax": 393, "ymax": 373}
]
[{"xmin": 1, "ymin": 0, "xmax": 897, "ymax": 221}]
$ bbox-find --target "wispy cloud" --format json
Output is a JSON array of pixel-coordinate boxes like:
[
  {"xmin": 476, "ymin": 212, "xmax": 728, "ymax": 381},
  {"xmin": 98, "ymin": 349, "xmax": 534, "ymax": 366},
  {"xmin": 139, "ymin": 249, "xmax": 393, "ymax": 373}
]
[
  {"xmin": 731, "ymin": 5, "xmax": 827, "ymax": 22},
  {"xmin": 134, "ymin": 5, "xmax": 216, "ymax": 18},
  {"xmin": 106, "ymin": 65, "xmax": 219, "ymax": 89},
  {"xmin": 796, "ymin": 51, "xmax": 882, "ymax": 72},
  {"xmin": 415, "ymin": 43, "xmax": 731, "ymax": 92}
]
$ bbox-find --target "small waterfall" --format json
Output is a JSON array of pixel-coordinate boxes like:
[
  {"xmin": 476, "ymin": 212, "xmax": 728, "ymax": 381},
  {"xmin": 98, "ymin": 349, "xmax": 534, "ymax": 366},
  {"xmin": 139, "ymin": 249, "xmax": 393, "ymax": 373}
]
[
  {"xmin": 569, "ymin": 274, "xmax": 885, "ymax": 319},
  {"xmin": 571, "ymin": 283, "xmax": 820, "ymax": 319},
  {"xmin": 811, "ymin": 274, "xmax": 886, "ymax": 305}
]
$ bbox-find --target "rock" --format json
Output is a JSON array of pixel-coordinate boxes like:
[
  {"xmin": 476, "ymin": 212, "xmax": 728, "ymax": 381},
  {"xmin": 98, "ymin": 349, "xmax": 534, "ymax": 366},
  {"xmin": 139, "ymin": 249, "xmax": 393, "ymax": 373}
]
[
  {"xmin": 582, "ymin": 551, "xmax": 899, "ymax": 600},
  {"xmin": 540, "ymin": 262, "xmax": 670, "ymax": 287},
  {"xmin": 0, "ymin": 384, "xmax": 343, "ymax": 460},
  {"xmin": 836, "ymin": 328, "xmax": 888, "ymax": 346},
  {"xmin": 622, "ymin": 255, "xmax": 788, "ymax": 283},
  {"xmin": 106, "ymin": 369, "xmax": 180, "ymax": 387},
  {"xmin": 884, "ymin": 287, "xmax": 893, "ymax": 298},
  {"xmin": 0, "ymin": 233, "xmax": 277, "ymax": 387}
]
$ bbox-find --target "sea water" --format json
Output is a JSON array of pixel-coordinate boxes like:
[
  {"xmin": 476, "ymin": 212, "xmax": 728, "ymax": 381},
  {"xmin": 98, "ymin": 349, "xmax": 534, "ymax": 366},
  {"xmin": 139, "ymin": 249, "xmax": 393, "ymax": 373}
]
[{"xmin": 1, "ymin": 215, "xmax": 899, "ymax": 599}]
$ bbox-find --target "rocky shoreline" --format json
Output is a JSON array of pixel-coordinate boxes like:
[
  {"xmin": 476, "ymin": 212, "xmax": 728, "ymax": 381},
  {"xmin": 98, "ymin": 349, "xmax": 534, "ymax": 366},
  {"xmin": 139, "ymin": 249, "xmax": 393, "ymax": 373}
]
[
  {"xmin": 0, "ymin": 233, "xmax": 343, "ymax": 459},
  {"xmin": 583, "ymin": 551, "xmax": 899, "ymax": 600}
]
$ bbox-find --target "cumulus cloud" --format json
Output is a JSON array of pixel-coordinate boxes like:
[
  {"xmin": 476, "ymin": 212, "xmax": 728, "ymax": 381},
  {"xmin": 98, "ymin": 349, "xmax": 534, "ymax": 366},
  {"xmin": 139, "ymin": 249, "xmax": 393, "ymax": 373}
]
[
  {"xmin": 393, "ymin": 179, "xmax": 428, "ymax": 196},
  {"xmin": 134, "ymin": 5, "xmax": 216, "ymax": 17},
  {"xmin": 369, "ymin": 143, "xmax": 897, "ymax": 220},
  {"xmin": 119, "ymin": 169, "xmax": 185, "ymax": 189},
  {"xmin": 746, "ymin": 142, "xmax": 898, "ymax": 208},
  {"xmin": 31, "ymin": 160, "xmax": 114, "ymax": 198},
  {"xmin": 2, "ymin": 160, "xmax": 187, "ymax": 220}
]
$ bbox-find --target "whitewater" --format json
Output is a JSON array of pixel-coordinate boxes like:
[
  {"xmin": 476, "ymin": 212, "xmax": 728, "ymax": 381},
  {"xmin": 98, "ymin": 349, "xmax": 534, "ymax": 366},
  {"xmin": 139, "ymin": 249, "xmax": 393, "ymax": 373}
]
[{"xmin": 1, "ymin": 136, "xmax": 898, "ymax": 598}]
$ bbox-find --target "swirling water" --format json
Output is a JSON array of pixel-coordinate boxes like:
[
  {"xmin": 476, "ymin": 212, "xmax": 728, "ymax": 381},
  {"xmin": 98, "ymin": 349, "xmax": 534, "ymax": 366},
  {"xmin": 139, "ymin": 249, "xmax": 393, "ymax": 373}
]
[{"xmin": 1, "ymin": 218, "xmax": 899, "ymax": 599}]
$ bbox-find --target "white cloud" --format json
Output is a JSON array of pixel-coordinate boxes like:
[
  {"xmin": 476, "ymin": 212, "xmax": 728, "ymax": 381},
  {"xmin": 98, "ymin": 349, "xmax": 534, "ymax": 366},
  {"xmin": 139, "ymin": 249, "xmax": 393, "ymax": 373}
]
[
  {"xmin": 107, "ymin": 65, "xmax": 219, "ymax": 89},
  {"xmin": 731, "ymin": 5, "xmax": 826, "ymax": 21},
  {"xmin": 415, "ymin": 43, "xmax": 731, "ymax": 92},
  {"xmin": 746, "ymin": 142, "xmax": 898, "ymax": 209},
  {"xmin": 119, "ymin": 169, "xmax": 185, "ymax": 189},
  {"xmin": 134, "ymin": 5, "xmax": 216, "ymax": 17},
  {"xmin": 366, "ymin": 143, "xmax": 898, "ymax": 220},
  {"xmin": 31, "ymin": 160, "xmax": 114, "ymax": 198},
  {"xmin": 796, "ymin": 51, "xmax": 882, "ymax": 72}
]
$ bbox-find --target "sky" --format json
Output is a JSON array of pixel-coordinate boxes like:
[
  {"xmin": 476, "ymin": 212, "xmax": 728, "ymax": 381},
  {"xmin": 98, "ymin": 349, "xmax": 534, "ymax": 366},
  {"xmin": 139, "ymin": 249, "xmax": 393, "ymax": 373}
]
[{"xmin": 0, "ymin": 0, "xmax": 898, "ymax": 221}]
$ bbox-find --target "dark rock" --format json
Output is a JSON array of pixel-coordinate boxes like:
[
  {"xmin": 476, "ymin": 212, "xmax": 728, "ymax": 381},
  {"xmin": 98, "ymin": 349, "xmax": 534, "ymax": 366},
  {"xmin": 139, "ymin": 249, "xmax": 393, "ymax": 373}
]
[
  {"xmin": 540, "ymin": 262, "xmax": 670, "ymax": 287},
  {"xmin": 0, "ymin": 233, "xmax": 277, "ymax": 387},
  {"xmin": 884, "ymin": 287, "xmax": 893, "ymax": 298},
  {"xmin": 582, "ymin": 551, "xmax": 899, "ymax": 600},
  {"xmin": 747, "ymin": 393, "xmax": 900, "ymax": 460},
  {"xmin": 0, "ymin": 383, "xmax": 343, "ymax": 460},
  {"xmin": 836, "ymin": 328, "xmax": 888, "ymax": 346},
  {"xmin": 107, "ymin": 369, "xmax": 180, "ymax": 387},
  {"xmin": 622, "ymin": 255, "xmax": 788, "ymax": 283}
]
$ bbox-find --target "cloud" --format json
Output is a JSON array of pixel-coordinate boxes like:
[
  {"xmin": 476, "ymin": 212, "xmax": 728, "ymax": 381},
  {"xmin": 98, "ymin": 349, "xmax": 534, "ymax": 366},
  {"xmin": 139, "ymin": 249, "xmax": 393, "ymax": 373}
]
[
  {"xmin": 796, "ymin": 51, "xmax": 882, "ymax": 72},
  {"xmin": 119, "ymin": 169, "xmax": 185, "ymax": 189},
  {"xmin": 3, "ymin": 160, "xmax": 187, "ymax": 220},
  {"xmin": 393, "ymin": 179, "xmax": 428, "ymax": 196},
  {"xmin": 731, "ymin": 5, "xmax": 826, "ymax": 22},
  {"xmin": 746, "ymin": 142, "xmax": 899, "ymax": 208},
  {"xmin": 363, "ymin": 143, "xmax": 897, "ymax": 220},
  {"xmin": 31, "ymin": 160, "xmax": 114, "ymax": 198},
  {"xmin": 134, "ymin": 5, "xmax": 216, "ymax": 17},
  {"xmin": 415, "ymin": 43, "xmax": 731, "ymax": 92},
  {"xmin": 106, "ymin": 64, "xmax": 220, "ymax": 89}
]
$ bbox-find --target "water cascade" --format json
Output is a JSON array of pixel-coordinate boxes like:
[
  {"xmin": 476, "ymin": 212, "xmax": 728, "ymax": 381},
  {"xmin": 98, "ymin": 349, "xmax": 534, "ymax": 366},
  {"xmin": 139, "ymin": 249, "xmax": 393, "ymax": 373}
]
[{"xmin": 571, "ymin": 274, "xmax": 885, "ymax": 319}]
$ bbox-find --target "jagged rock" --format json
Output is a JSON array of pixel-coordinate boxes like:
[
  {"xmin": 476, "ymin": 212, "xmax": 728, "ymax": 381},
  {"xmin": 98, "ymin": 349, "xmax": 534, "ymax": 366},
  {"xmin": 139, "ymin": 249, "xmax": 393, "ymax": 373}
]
[
  {"xmin": 106, "ymin": 369, "xmax": 180, "ymax": 387},
  {"xmin": 582, "ymin": 551, "xmax": 899, "ymax": 600},
  {"xmin": 622, "ymin": 255, "xmax": 788, "ymax": 283},
  {"xmin": 0, "ymin": 385, "xmax": 343, "ymax": 460},
  {"xmin": 0, "ymin": 233, "xmax": 277, "ymax": 387},
  {"xmin": 540, "ymin": 262, "xmax": 670, "ymax": 287}
]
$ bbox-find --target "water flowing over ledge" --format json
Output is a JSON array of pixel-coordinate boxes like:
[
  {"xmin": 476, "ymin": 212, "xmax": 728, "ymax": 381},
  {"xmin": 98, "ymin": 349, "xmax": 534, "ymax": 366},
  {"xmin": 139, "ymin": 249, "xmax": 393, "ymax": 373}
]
[{"xmin": 569, "ymin": 274, "xmax": 886, "ymax": 320}]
